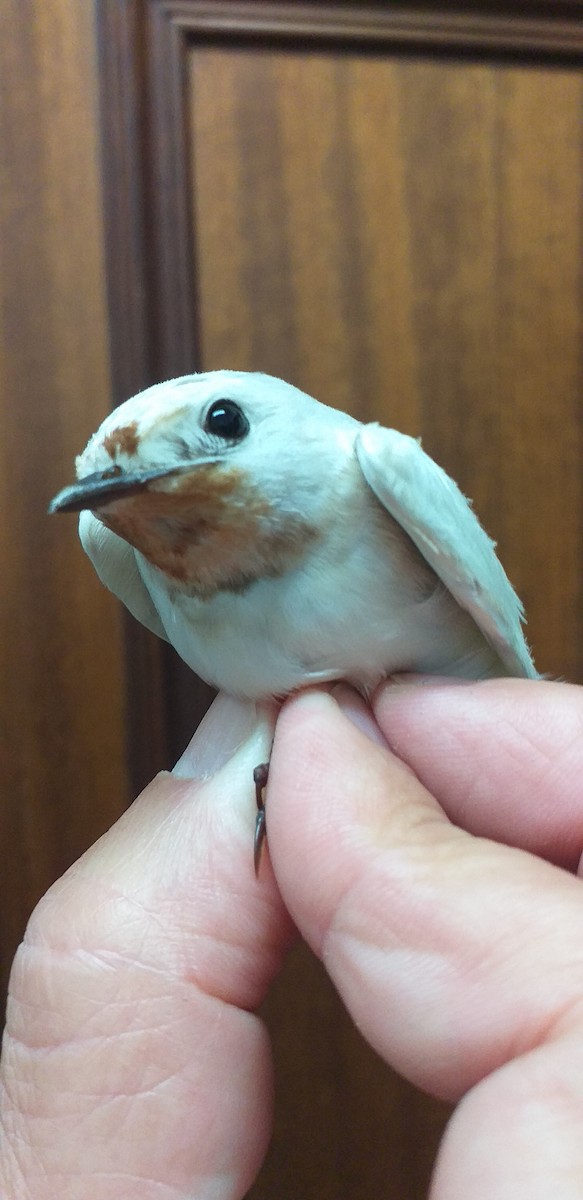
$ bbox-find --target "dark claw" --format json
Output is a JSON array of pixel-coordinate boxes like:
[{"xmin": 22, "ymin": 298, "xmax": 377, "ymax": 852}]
[
  {"xmin": 254, "ymin": 806, "xmax": 267, "ymax": 877},
  {"xmin": 253, "ymin": 762, "xmax": 269, "ymax": 876}
]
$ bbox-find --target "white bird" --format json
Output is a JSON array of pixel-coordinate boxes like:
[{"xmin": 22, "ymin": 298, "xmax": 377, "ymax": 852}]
[
  {"xmin": 50, "ymin": 370, "xmax": 537, "ymax": 697},
  {"xmin": 50, "ymin": 371, "xmax": 538, "ymax": 867}
]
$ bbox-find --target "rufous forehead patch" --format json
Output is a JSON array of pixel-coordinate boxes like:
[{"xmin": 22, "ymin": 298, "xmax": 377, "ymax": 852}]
[{"xmin": 103, "ymin": 421, "xmax": 140, "ymax": 459}]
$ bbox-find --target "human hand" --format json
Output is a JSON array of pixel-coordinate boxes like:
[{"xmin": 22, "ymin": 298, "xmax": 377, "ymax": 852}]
[
  {"xmin": 2, "ymin": 678, "xmax": 583, "ymax": 1198},
  {"xmin": 269, "ymin": 678, "xmax": 583, "ymax": 1198},
  {"xmin": 0, "ymin": 694, "xmax": 294, "ymax": 1200}
]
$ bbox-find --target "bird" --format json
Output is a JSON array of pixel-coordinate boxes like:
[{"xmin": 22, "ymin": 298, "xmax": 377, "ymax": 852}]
[{"xmin": 49, "ymin": 370, "xmax": 538, "ymax": 866}]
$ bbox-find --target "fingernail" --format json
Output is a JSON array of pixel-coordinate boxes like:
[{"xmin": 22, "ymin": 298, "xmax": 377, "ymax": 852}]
[
  {"xmin": 172, "ymin": 693, "xmax": 259, "ymax": 779},
  {"xmin": 330, "ymin": 683, "xmax": 388, "ymax": 747},
  {"xmin": 386, "ymin": 673, "xmax": 474, "ymax": 689}
]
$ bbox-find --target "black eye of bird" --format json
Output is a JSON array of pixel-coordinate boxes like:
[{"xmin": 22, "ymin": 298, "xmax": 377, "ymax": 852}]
[{"xmin": 204, "ymin": 399, "xmax": 249, "ymax": 441}]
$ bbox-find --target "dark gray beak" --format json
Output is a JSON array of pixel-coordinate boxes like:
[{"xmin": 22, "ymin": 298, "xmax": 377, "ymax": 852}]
[{"xmin": 48, "ymin": 464, "xmax": 184, "ymax": 514}]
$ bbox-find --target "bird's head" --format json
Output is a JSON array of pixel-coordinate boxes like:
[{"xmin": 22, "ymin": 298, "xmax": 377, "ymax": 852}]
[{"xmin": 49, "ymin": 371, "xmax": 359, "ymax": 596}]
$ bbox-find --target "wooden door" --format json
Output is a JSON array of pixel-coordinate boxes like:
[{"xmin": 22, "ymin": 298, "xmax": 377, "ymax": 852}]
[{"xmin": 3, "ymin": 2, "xmax": 583, "ymax": 1197}]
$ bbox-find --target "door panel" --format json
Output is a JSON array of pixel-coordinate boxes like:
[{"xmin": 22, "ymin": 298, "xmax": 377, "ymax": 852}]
[
  {"xmin": 183, "ymin": 40, "xmax": 583, "ymax": 1197},
  {"xmin": 189, "ymin": 47, "xmax": 583, "ymax": 683}
]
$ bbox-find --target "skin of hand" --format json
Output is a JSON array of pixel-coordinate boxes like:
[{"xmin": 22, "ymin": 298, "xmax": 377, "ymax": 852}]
[{"xmin": 1, "ymin": 679, "xmax": 583, "ymax": 1199}]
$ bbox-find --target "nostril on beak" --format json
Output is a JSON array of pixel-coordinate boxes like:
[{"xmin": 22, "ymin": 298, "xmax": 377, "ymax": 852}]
[{"xmin": 48, "ymin": 465, "xmax": 172, "ymax": 514}]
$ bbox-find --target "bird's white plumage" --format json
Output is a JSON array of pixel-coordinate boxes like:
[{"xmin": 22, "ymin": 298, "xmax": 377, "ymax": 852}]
[
  {"xmin": 356, "ymin": 424, "xmax": 537, "ymax": 679},
  {"xmin": 79, "ymin": 511, "xmax": 169, "ymax": 643},
  {"xmin": 60, "ymin": 371, "xmax": 537, "ymax": 697}
]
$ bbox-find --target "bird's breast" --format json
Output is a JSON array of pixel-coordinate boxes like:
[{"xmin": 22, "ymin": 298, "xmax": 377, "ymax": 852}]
[{"xmin": 134, "ymin": 471, "xmax": 505, "ymax": 697}]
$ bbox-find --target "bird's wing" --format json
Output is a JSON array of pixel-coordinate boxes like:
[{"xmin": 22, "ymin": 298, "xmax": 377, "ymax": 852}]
[
  {"xmin": 355, "ymin": 424, "xmax": 537, "ymax": 679},
  {"xmin": 79, "ymin": 511, "xmax": 169, "ymax": 643}
]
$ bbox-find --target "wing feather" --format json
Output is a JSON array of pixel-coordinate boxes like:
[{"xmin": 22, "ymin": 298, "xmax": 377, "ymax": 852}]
[
  {"xmin": 356, "ymin": 424, "xmax": 537, "ymax": 679},
  {"xmin": 79, "ymin": 511, "xmax": 169, "ymax": 643}
]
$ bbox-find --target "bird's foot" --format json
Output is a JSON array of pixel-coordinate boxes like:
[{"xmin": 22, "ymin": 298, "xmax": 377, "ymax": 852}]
[{"xmin": 253, "ymin": 761, "xmax": 269, "ymax": 876}]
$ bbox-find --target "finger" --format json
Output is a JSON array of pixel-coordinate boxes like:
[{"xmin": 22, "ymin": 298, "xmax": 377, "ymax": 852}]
[
  {"xmin": 268, "ymin": 689, "xmax": 583, "ymax": 1104},
  {"xmin": 430, "ymin": 1030, "xmax": 583, "ymax": 1200},
  {"xmin": 1, "ymin": 696, "xmax": 294, "ymax": 1200},
  {"xmin": 374, "ymin": 678, "xmax": 583, "ymax": 870}
]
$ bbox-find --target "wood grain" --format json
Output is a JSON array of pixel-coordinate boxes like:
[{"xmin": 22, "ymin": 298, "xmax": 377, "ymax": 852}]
[
  {"xmin": 189, "ymin": 46, "xmax": 583, "ymax": 683},
  {"xmin": 188, "ymin": 45, "xmax": 583, "ymax": 1198},
  {"xmin": 397, "ymin": 62, "xmax": 583, "ymax": 681},
  {"xmin": 94, "ymin": 0, "xmax": 583, "ymax": 775},
  {"xmin": 0, "ymin": 0, "xmax": 130, "ymax": 1003},
  {"xmin": 4, "ymin": 4, "xmax": 580, "ymax": 1195}
]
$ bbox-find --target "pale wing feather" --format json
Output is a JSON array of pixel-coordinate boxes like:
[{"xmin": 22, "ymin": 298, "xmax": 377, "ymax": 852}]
[
  {"xmin": 79, "ymin": 511, "xmax": 169, "ymax": 643},
  {"xmin": 356, "ymin": 424, "xmax": 537, "ymax": 679}
]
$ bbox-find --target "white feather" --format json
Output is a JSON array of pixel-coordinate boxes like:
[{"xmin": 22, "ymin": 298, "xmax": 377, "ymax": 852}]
[
  {"xmin": 79, "ymin": 511, "xmax": 169, "ymax": 643},
  {"xmin": 355, "ymin": 424, "xmax": 537, "ymax": 679},
  {"xmin": 65, "ymin": 372, "xmax": 538, "ymax": 698}
]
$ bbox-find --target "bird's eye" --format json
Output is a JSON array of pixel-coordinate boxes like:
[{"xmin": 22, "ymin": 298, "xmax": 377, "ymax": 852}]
[{"xmin": 204, "ymin": 399, "xmax": 249, "ymax": 441}]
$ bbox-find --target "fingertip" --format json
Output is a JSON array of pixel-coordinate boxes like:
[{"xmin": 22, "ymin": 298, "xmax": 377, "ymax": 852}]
[
  {"xmin": 273, "ymin": 685, "xmax": 393, "ymax": 817},
  {"xmin": 172, "ymin": 693, "xmax": 278, "ymax": 780},
  {"xmin": 278, "ymin": 683, "xmax": 386, "ymax": 748},
  {"xmin": 372, "ymin": 676, "xmax": 530, "ymax": 759},
  {"xmin": 371, "ymin": 676, "xmax": 583, "ymax": 868}
]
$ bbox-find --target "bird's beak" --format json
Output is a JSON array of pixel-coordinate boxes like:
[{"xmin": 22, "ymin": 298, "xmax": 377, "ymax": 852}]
[{"xmin": 48, "ymin": 464, "xmax": 187, "ymax": 514}]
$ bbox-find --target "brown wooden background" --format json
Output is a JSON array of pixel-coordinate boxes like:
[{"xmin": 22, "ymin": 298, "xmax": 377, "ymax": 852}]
[{"xmin": 2, "ymin": 2, "xmax": 582, "ymax": 1197}]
